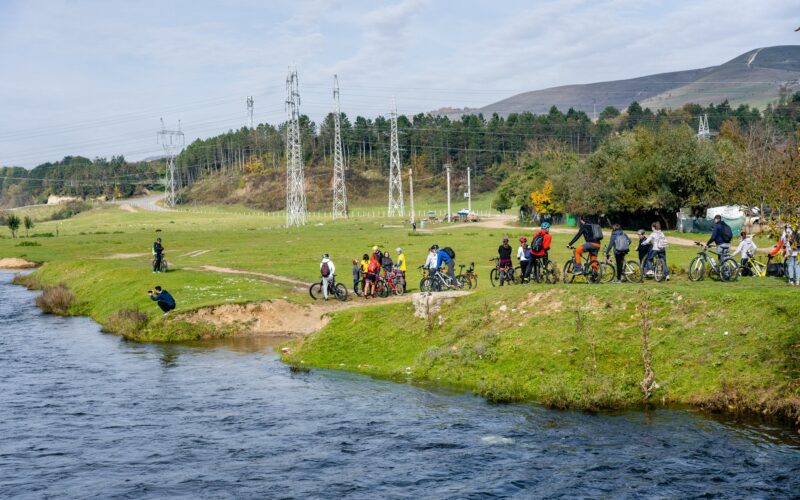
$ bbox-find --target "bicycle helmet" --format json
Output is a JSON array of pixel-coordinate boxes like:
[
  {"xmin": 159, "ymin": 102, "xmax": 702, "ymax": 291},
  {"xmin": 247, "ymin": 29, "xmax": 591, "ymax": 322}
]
[
  {"xmin": 519, "ymin": 236, "xmax": 527, "ymax": 244},
  {"xmin": 396, "ymin": 247, "xmax": 402, "ymax": 253},
  {"xmin": 502, "ymin": 237, "xmax": 509, "ymax": 243},
  {"xmin": 322, "ymin": 253, "xmax": 329, "ymax": 259},
  {"xmin": 541, "ymin": 221, "xmax": 551, "ymax": 230}
]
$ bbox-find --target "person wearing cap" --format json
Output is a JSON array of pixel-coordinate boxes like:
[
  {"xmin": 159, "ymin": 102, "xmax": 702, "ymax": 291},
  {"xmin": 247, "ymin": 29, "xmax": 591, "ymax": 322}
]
[
  {"xmin": 530, "ymin": 221, "xmax": 553, "ymax": 281},
  {"xmin": 498, "ymin": 237, "xmax": 513, "ymax": 286},
  {"xmin": 395, "ymin": 247, "xmax": 407, "ymax": 292},
  {"xmin": 636, "ymin": 229, "xmax": 650, "ymax": 265},
  {"xmin": 516, "ymin": 236, "xmax": 531, "ymax": 283},
  {"xmin": 319, "ymin": 253, "xmax": 336, "ymax": 300}
]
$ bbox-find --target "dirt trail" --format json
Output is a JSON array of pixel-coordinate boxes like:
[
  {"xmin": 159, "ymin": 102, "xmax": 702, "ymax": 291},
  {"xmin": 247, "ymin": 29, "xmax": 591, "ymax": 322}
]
[
  {"xmin": 0, "ymin": 258, "xmax": 37, "ymax": 269},
  {"xmin": 187, "ymin": 265, "xmax": 310, "ymax": 287},
  {"xmin": 102, "ymin": 253, "xmax": 149, "ymax": 259},
  {"xmin": 180, "ymin": 290, "xmax": 469, "ymax": 337}
]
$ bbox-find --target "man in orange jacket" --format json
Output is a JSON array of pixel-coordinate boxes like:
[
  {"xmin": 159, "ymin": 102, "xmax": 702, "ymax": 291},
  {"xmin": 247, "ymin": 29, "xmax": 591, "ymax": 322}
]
[{"xmin": 530, "ymin": 221, "xmax": 553, "ymax": 281}]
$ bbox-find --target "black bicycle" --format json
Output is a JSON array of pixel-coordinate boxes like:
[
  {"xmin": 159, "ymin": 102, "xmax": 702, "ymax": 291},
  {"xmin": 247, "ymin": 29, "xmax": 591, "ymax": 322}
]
[
  {"xmin": 309, "ymin": 275, "xmax": 348, "ymax": 301},
  {"xmin": 563, "ymin": 246, "xmax": 602, "ymax": 284},
  {"xmin": 489, "ymin": 258, "xmax": 517, "ymax": 287}
]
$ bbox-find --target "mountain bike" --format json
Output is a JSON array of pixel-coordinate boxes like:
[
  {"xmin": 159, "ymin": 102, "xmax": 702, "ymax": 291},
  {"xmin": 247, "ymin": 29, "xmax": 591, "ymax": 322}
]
[
  {"xmin": 152, "ymin": 252, "xmax": 168, "ymax": 273},
  {"xmin": 599, "ymin": 256, "xmax": 616, "ymax": 284},
  {"xmin": 456, "ymin": 262, "xmax": 478, "ymax": 289},
  {"xmin": 737, "ymin": 255, "xmax": 768, "ymax": 278},
  {"xmin": 642, "ymin": 251, "xmax": 668, "ymax": 282},
  {"xmin": 418, "ymin": 265, "xmax": 431, "ymax": 292},
  {"xmin": 489, "ymin": 258, "xmax": 517, "ymax": 287},
  {"xmin": 531, "ymin": 256, "xmax": 559, "ymax": 284},
  {"xmin": 383, "ymin": 270, "xmax": 406, "ymax": 296},
  {"xmin": 563, "ymin": 246, "xmax": 602, "ymax": 284},
  {"xmin": 309, "ymin": 275, "xmax": 348, "ymax": 301},
  {"xmin": 688, "ymin": 243, "xmax": 738, "ymax": 282},
  {"xmin": 422, "ymin": 267, "xmax": 465, "ymax": 292}
]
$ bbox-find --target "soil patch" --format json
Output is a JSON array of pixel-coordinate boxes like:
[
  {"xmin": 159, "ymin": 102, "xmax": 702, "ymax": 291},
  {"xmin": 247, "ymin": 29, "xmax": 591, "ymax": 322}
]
[
  {"xmin": 0, "ymin": 258, "xmax": 37, "ymax": 269},
  {"xmin": 118, "ymin": 204, "xmax": 138, "ymax": 213},
  {"xmin": 189, "ymin": 265, "xmax": 309, "ymax": 286}
]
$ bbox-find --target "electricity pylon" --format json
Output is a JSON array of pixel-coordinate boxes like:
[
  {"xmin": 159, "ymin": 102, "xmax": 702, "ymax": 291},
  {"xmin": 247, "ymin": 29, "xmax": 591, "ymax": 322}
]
[
  {"xmin": 387, "ymin": 99, "xmax": 404, "ymax": 217},
  {"xmin": 697, "ymin": 113, "xmax": 710, "ymax": 140},
  {"xmin": 285, "ymin": 68, "xmax": 307, "ymax": 227},
  {"xmin": 247, "ymin": 96, "xmax": 254, "ymax": 129},
  {"xmin": 157, "ymin": 118, "xmax": 185, "ymax": 208},
  {"xmin": 332, "ymin": 75, "xmax": 347, "ymax": 219}
]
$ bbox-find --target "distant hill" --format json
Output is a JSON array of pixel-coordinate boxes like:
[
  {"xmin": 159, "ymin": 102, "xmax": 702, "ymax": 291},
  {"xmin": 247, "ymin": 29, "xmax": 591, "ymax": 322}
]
[{"xmin": 435, "ymin": 46, "xmax": 800, "ymax": 117}]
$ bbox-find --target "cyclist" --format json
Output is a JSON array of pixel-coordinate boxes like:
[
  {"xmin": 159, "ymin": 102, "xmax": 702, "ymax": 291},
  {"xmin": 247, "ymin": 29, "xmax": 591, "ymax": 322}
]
[
  {"xmin": 434, "ymin": 244, "xmax": 458, "ymax": 286},
  {"xmin": 730, "ymin": 231, "xmax": 757, "ymax": 276},
  {"xmin": 567, "ymin": 216, "xmax": 602, "ymax": 274},
  {"xmin": 381, "ymin": 251, "xmax": 394, "ymax": 276},
  {"xmin": 516, "ymin": 237, "xmax": 531, "ymax": 283},
  {"xmin": 636, "ymin": 229, "xmax": 650, "ymax": 264},
  {"xmin": 352, "ymin": 259, "xmax": 362, "ymax": 296},
  {"xmin": 605, "ymin": 223, "xmax": 630, "ymax": 283},
  {"xmin": 706, "ymin": 214, "xmax": 733, "ymax": 257},
  {"xmin": 364, "ymin": 251, "xmax": 381, "ymax": 298},
  {"xmin": 788, "ymin": 227, "xmax": 800, "ymax": 286},
  {"xmin": 395, "ymin": 247, "xmax": 407, "ymax": 292},
  {"xmin": 319, "ymin": 254, "xmax": 336, "ymax": 301},
  {"xmin": 498, "ymin": 237, "xmax": 513, "ymax": 285},
  {"xmin": 423, "ymin": 246, "xmax": 437, "ymax": 271},
  {"xmin": 152, "ymin": 237, "xmax": 164, "ymax": 273},
  {"xmin": 530, "ymin": 221, "xmax": 552, "ymax": 281},
  {"xmin": 642, "ymin": 222, "xmax": 669, "ymax": 280}
]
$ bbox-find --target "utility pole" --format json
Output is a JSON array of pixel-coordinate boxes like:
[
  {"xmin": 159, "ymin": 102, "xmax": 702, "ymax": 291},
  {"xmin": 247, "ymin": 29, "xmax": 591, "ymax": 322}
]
[
  {"xmin": 445, "ymin": 163, "xmax": 451, "ymax": 223},
  {"xmin": 408, "ymin": 167, "xmax": 415, "ymax": 226},
  {"xmin": 387, "ymin": 98, "xmax": 404, "ymax": 217},
  {"xmin": 332, "ymin": 75, "xmax": 347, "ymax": 219},
  {"xmin": 285, "ymin": 67, "xmax": 307, "ymax": 227},
  {"xmin": 157, "ymin": 118, "xmax": 185, "ymax": 208},
  {"xmin": 247, "ymin": 96, "xmax": 254, "ymax": 129},
  {"xmin": 467, "ymin": 166, "xmax": 472, "ymax": 213}
]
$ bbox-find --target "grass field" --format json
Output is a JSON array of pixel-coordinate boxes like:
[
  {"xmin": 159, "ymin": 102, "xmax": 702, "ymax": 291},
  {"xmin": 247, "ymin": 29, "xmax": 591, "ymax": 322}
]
[{"xmin": 1, "ymin": 201, "xmax": 797, "ymax": 423}]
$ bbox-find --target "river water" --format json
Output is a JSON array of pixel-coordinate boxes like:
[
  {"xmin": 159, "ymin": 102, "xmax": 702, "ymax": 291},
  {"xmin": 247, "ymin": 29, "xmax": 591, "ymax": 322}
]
[{"xmin": 1, "ymin": 271, "xmax": 798, "ymax": 498}]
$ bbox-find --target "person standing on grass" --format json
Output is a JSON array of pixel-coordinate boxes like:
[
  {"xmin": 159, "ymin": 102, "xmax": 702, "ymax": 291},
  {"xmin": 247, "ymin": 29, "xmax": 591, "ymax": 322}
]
[
  {"xmin": 530, "ymin": 221, "xmax": 552, "ymax": 282},
  {"xmin": 395, "ymin": 247, "xmax": 407, "ymax": 292},
  {"xmin": 364, "ymin": 251, "xmax": 381, "ymax": 298},
  {"xmin": 605, "ymin": 223, "xmax": 631, "ymax": 283},
  {"xmin": 319, "ymin": 254, "xmax": 335, "ymax": 300},
  {"xmin": 497, "ymin": 237, "xmax": 513, "ymax": 285},
  {"xmin": 636, "ymin": 229, "xmax": 650, "ymax": 264},
  {"xmin": 516, "ymin": 237, "xmax": 531, "ymax": 283},
  {"xmin": 706, "ymin": 214, "xmax": 733, "ymax": 256},
  {"xmin": 148, "ymin": 286, "xmax": 175, "ymax": 315},
  {"xmin": 642, "ymin": 222, "xmax": 670, "ymax": 280},
  {"xmin": 352, "ymin": 259, "xmax": 361, "ymax": 296},
  {"xmin": 424, "ymin": 246, "xmax": 437, "ymax": 270},
  {"xmin": 731, "ymin": 231, "xmax": 757, "ymax": 276},
  {"xmin": 787, "ymin": 228, "xmax": 800, "ymax": 286},
  {"xmin": 381, "ymin": 251, "xmax": 394, "ymax": 276},
  {"xmin": 359, "ymin": 254, "xmax": 371, "ymax": 296},
  {"xmin": 152, "ymin": 237, "xmax": 164, "ymax": 273}
]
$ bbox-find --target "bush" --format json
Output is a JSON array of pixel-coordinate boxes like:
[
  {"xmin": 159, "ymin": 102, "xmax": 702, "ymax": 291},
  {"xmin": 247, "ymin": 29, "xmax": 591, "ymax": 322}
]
[
  {"xmin": 12, "ymin": 273, "xmax": 42, "ymax": 289},
  {"xmin": 35, "ymin": 284, "xmax": 75, "ymax": 315},
  {"xmin": 16, "ymin": 241, "xmax": 41, "ymax": 247},
  {"xmin": 31, "ymin": 232, "xmax": 55, "ymax": 238},
  {"xmin": 105, "ymin": 308, "xmax": 149, "ymax": 337}
]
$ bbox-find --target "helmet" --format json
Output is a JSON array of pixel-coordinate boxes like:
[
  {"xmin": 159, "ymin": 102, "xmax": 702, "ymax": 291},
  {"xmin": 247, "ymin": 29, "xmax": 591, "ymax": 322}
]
[
  {"xmin": 541, "ymin": 221, "xmax": 551, "ymax": 230},
  {"xmin": 637, "ymin": 229, "xmax": 646, "ymax": 235},
  {"xmin": 519, "ymin": 236, "xmax": 527, "ymax": 243},
  {"xmin": 372, "ymin": 245, "xmax": 379, "ymax": 253},
  {"xmin": 396, "ymin": 247, "xmax": 402, "ymax": 253},
  {"xmin": 502, "ymin": 237, "xmax": 509, "ymax": 243},
  {"xmin": 322, "ymin": 253, "xmax": 329, "ymax": 259}
]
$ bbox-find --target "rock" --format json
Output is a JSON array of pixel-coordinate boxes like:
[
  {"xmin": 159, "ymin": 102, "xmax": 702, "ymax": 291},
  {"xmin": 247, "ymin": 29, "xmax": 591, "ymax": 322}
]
[
  {"xmin": 499, "ymin": 305, "xmax": 508, "ymax": 312},
  {"xmin": 411, "ymin": 291, "xmax": 469, "ymax": 319}
]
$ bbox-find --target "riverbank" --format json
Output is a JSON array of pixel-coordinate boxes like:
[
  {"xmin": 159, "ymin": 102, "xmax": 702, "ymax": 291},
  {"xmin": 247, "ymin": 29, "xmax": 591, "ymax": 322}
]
[{"xmin": 282, "ymin": 281, "xmax": 800, "ymax": 426}]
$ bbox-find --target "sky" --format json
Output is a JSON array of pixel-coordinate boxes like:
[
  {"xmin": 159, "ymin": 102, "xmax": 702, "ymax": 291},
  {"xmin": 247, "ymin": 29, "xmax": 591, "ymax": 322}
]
[{"xmin": 0, "ymin": 0, "xmax": 797, "ymax": 168}]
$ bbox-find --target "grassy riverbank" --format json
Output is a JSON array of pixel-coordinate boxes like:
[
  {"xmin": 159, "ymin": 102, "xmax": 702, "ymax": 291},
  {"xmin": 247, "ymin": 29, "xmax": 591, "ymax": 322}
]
[{"xmin": 2, "ymin": 202, "xmax": 798, "ymax": 424}]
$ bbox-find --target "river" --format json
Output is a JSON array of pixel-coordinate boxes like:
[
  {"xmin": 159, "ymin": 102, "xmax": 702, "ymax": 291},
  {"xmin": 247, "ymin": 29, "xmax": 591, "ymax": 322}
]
[{"xmin": 1, "ymin": 271, "xmax": 798, "ymax": 498}]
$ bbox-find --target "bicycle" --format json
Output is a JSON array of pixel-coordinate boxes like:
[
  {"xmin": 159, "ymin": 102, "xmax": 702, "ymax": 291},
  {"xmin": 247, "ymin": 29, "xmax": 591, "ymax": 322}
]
[
  {"xmin": 737, "ymin": 255, "xmax": 769, "ymax": 278},
  {"xmin": 688, "ymin": 243, "xmax": 738, "ymax": 282},
  {"xmin": 562, "ymin": 246, "xmax": 602, "ymax": 284},
  {"xmin": 309, "ymin": 275, "xmax": 348, "ymax": 301},
  {"xmin": 383, "ymin": 270, "xmax": 406, "ymax": 296},
  {"xmin": 417, "ymin": 265, "xmax": 431, "ymax": 292},
  {"xmin": 642, "ymin": 251, "xmax": 668, "ymax": 282},
  {"xmin": 489, "ymin": 258, "xmax": 517, "ymax": 287},
  {"xmin": 456, "ymin": 262, "xmax": 478, "ymax": 289},
  {"xmin": 423, "ymin": 267, "xmax": 465, "ymax": 292},
  {"xmin": 599, "ymin": 256, "xmax": 616, "ymax": 284},
  {"xmin": 152, "ymin": 252, "xmax": 168, "ymax": 273},
  {"xmin": 530, "ymin": 256, "xmax": 559, "ymax": 284}
]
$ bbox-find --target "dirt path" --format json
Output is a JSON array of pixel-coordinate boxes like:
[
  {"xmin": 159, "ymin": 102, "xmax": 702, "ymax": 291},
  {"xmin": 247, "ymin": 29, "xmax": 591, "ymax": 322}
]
[
  {"xmin": 187, "ymin": 265, "xmax": 310, "ymax": 287},
  {"xmin": 110, "ymin": 193, "xmax": 172, "ymax": 212}
]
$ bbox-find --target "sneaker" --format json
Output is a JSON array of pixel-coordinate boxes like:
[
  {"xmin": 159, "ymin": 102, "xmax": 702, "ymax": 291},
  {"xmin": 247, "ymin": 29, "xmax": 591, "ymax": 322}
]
[
  {"xmin": 645, "ymin": 270, "xmax": 654, "ymax": 277},
  {"xmin": 163, "ymin": 311, "xmax": 169, "ymax": 316},
  {"xmin": 665, "ymin": 275, "xmax": 670, "ymax": 281},
  {"xmin": 612, "ymin": 279, "xmax": 621, "ymax": 283},
  {"xmin": 573, "ymin": 264, "xmax": 583, "ymax": 275}
]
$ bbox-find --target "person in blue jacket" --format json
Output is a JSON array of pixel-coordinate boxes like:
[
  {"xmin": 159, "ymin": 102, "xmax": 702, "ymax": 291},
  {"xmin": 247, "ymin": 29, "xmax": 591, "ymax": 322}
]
[
  {"xmin": 433, "ymin": 244, "xmax": 459, "ymax": 286},
  {"xmin": 706, "ymin": 214, "xmax": 732, "ymax": 256},
  {"xmin": 148, "ymin": 286, "xmax": 176, "ymax": 315}
]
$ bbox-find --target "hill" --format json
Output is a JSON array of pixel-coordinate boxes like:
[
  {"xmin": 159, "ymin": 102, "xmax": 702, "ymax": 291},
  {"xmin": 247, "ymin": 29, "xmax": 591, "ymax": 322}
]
[{"xmin": 438, "ymin": 46, "xmax": 800, "ymax": 117}]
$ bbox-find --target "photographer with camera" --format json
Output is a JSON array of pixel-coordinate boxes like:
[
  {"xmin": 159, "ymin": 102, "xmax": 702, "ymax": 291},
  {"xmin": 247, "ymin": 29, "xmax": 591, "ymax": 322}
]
[{"xmin": 148, "ymin": 286, "xmax": 176, "ymax": 315}]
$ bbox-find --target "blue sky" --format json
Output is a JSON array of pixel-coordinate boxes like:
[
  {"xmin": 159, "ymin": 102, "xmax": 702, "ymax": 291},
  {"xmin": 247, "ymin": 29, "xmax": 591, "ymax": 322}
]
[{"xmin": 0, "ymin": 0, "xmax": 797, "ymax": 167}]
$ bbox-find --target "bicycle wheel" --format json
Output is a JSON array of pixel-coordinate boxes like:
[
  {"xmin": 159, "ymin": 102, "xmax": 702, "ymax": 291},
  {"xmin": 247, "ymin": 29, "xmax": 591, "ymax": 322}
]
[
  {"xmin": 309, "ymin": 282, "xmax": 323, "ymax": 300},
  {"xmin": 624, "ymin": 261, "xmax": 643, "ymax": 283},
  {"xmin": 378, "ymin": 279, "xmax": 391, "ymax": 297},
  {"xmin": 688, "ymin": 257, "xmax": 705, "ymax": 282},
  {"xmin": 562, "ymin": 261, "xmax": 575, "ymax": 284},
  {"xmin": 333, "ymin": 283, "xmax": 348, "ymax": 301},
  {"xmin": 419, "ymin": 277, "xmax": 431, "ymax": 292},
  {"xmin": 587, "ymin": 264, "xmax": 601, "ymax": 284},
  {"xmin": 599, "ymin": 262, "xmax": 615, "ymax": 283},
  {"xmin": 456, "ymin": 274, "xmax": 472, "ymax": 290},
  {"xmin": 469, "ymin": 273, "xmax": 478, "ymax": 289},
  {"xmin": 160, "ymin": 260, "xmax": 168, "ymax": 273},
  {"xmin": 392, "ymin": 281, "xmax": 405, "ymax": 296},
  {"xmin": 653, "ymin": 257, "xmax": 667, "ymax": 282},
  {"xmin": 490, "ymin": 268, "xmax": 500, "ymax": 287},
  {"xmin": 720, "ymin": 259, "xmax": 739, "ymax": 282},
  {"xmin": 543, "ymin": 260, "xmax": 558, "ymax": 284},
  {"xmin": 507, "ymin": 268, "xmax": 518, "ymax": 285}
]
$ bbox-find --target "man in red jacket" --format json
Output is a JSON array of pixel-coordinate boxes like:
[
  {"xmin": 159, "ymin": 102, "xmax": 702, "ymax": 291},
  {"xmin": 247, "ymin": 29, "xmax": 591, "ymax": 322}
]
[{"xmin": 530, "ymin": 221, "xmax": 553, "ymax": 281}]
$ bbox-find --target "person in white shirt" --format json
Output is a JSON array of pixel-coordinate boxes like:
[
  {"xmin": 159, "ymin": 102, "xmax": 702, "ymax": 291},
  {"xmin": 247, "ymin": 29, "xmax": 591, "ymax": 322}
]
[
  {"xmin": 731, "ymin": 231, "xmax": 757, "ymax": 276},
  {"xmin": 516, "ymin": 236, "xmax": 531, "ymax": 283},
  {"xmin": 423, "ymin": 246, "xmax": 437, "ymax": 270},
  {"xmin": 319, "ymin": 254, "xmax": 336, "ymax": 300},
  {"xmin": 643, "ymin": 222, "xmax": 669, "ymax": 279}
]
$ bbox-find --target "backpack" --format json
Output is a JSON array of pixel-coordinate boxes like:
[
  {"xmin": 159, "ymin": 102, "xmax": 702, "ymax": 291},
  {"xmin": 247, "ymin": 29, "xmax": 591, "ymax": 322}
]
[
  {"xmin": 443, "ymin": 246, "xmax": 455, "ymax": 260},
  {"xmin": 720, "ymin": 221, "xmax": 733, "ymax": 243},
  {"xmin": 524, "ymin": 247, "xmax": 532, "ymax": 259},
  {"xmin": 590, "ymin": 224, "xmax": 603, "ymax": 241},
  {"xmin": 321, "ymin": 261, "xmax": 331, "ymax": 277},
  {"xmin": 767, "ymin": 261, "xmax": 785, "ymax": 277},
  {"xmin": 531, "ymin": 233, "xmax": 545, "ymax": 253},
  {"xmin": 614, "ymin": 232, "xmax": 630, "ymax": 252}
]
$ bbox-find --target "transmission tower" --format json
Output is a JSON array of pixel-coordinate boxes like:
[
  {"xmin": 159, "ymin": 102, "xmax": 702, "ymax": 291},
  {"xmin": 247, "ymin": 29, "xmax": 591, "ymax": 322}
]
[
  {"xmin": 247, "ymin": 96, "xmax": 254, "ymax": 129},
  {"xmin": 387, "ymin": 99, "xmax": 404, "ymax": 217},
  {"xmin": 285, "ymin": 68, "xmax": 307, "ymax": 227},
  {"xmin": 332, "ymin": 75, "xmax": 347, "ymax": 219},
  {"xmin": 697, "ymin": 113, "xmax": 710, "ymax": 140},
  {"xmin": 157, "ymin": 118, "xmax": 185, "ymax": 208}
]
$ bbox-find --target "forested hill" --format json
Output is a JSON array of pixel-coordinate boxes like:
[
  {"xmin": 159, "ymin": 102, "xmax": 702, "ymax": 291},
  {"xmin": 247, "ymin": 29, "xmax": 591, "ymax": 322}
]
[
  {"xmin": 444, "ymin": 46, "xmax": 800, "ymax": 118},
  {"xmin": 0, "ymin": 156, "xmax": 161, "ymax": 208}
]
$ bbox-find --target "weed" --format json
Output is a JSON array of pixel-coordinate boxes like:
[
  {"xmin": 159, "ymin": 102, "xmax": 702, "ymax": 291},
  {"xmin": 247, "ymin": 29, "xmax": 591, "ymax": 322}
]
[
  {"xmin": 36, "ymin": 284, "xmax": 75, "ymax": 315},
  {"xmin": 104, "ymin": 308, "xmax": 149, "ymax": 337}
]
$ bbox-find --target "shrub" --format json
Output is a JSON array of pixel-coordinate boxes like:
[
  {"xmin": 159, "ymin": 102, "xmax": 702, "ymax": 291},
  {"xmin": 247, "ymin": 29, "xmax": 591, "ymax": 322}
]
[
  {"xmin": 16, "ymin": 241, "xmax": 41, "ymax": 247},
  {"xmin": 35, "ymin": 284, "xmax": 75, "ymax": 315},
  {"xmin": 105, "ymin": 308, "xmax": 149, "ymax": 337},
  {"xmin": 31, "ymin": 232, "xmax": 55, "ymax": 238},
  {"xmin": 12, "ymin": 273, "xmax": 42, "ymax": 289}
]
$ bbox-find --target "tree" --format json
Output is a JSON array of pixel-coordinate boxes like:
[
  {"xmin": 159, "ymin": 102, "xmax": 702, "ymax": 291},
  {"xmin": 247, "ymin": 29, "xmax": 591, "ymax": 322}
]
[
  {"xmin": 491, "ymin": 188, "xmax": 512, "ymax": 213},
  {"xmin": 7, "ymin": 214, "xmax": 20, "ymax": 238},
  {"xmin": 23, "ymin": 215, "xmax": 34, "ymax": 237},
  {"xmin": 530, "ymin": 180, "xmax": 560, "ymax": 215}
]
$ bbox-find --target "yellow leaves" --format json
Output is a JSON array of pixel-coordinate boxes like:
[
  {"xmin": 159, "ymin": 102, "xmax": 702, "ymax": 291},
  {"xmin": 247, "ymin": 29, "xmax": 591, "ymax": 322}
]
[{"xmin": 530, "ymin": 180, "xmax": 560, "ymax": 215}]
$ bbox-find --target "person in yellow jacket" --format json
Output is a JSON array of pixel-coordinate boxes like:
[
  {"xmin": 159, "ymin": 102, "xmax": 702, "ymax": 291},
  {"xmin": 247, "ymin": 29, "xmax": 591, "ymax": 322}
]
[{"xmin": 395, "ymin": 247, "xmax": 407, "ymax": 292}]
